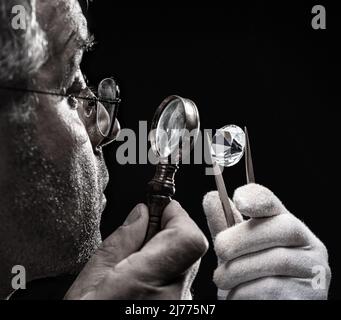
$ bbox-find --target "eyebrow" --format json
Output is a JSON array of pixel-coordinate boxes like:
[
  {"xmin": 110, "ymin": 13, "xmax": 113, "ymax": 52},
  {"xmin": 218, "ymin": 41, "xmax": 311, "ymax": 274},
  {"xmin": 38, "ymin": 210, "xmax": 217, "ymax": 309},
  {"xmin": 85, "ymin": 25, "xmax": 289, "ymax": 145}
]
[
  {"xmin": 63, "ymin": 10, "xmax": 95, "ymax": 52},
  {"xmin": 64, "ymin": 28, "xmax": 95, "ymax": 53},
  {"xmin": 78, "ymin": 33, "xmax": 95, "ymax": 52},
  {"xmin": 77, "ymin": 14, "xmax": 95, "ymax": 52}
]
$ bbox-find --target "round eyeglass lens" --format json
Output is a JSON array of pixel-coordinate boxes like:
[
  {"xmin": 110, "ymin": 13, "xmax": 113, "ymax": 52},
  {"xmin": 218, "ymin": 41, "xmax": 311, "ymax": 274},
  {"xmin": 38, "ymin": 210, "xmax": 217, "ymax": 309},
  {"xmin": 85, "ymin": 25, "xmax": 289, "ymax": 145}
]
[
  {"xmin": 97, "ymin": 78, "xmax": 118, "ymax": 137},
  {"xmin": 156, "ymin": 98, "xmax": 186, "ymax": 158}
]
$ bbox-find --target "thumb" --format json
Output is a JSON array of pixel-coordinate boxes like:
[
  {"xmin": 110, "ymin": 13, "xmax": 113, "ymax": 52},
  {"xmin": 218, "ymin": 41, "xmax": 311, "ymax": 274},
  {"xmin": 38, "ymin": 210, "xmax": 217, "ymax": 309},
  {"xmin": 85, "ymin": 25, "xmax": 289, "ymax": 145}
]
[
  {"xmin": 203, "ymin": 191, "xmax": 243, "ymax": 240},
  {"xmin": 233, "ymin": 183, "xmax": 289, "ymax": 218},
  {"xmin": 99, "ymin": 203, "xmax": 149, "ymax": 264}
]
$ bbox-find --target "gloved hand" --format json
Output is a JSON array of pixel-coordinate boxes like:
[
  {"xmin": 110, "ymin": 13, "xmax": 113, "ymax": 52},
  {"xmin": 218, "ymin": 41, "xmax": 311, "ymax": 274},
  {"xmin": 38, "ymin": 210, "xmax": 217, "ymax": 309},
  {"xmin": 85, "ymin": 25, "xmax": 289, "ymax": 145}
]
[
  {"xmin": 203, "ymin": 183, "xmax": 331, "ymax": 300},
  {"xmin": 65, "ymin": 201, "xmax": 208, "ymax": 300}
]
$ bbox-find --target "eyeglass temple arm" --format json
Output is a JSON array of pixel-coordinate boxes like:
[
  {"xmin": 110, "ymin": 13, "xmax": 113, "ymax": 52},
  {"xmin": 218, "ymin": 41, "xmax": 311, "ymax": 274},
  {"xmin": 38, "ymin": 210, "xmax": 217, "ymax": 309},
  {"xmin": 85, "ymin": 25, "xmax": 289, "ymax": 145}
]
[{"xmin": 0, "ymin": 86, "xmax": 120, "ymax": 105}]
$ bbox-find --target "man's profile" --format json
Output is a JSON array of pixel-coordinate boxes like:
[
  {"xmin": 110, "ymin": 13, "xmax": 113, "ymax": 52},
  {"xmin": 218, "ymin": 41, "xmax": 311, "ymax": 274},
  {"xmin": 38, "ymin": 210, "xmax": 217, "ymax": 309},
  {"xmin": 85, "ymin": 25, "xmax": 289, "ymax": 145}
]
[{"xmin": 0, "ymin": 0, "xmax": 331, "ymax": 300}]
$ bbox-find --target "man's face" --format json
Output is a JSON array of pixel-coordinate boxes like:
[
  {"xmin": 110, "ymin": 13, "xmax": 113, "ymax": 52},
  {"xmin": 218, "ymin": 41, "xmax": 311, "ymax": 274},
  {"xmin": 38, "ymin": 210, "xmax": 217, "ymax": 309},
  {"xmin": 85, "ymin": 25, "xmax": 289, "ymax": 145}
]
[{"xmin": 0, "ymin": 0, "xmax": 117, "ymax": 283}]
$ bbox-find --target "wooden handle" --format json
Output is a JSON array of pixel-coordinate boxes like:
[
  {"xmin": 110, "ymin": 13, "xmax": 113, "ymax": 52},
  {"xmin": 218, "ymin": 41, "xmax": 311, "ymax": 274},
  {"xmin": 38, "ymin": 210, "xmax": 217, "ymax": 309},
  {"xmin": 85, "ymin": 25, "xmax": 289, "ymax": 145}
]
[
  {"xmin": 144, "ymin": 163, "xmax": 178, "ymax": 244},
  {"xmin": 144, "ymin": 195, "xmax": 171, "ymax": 242}
]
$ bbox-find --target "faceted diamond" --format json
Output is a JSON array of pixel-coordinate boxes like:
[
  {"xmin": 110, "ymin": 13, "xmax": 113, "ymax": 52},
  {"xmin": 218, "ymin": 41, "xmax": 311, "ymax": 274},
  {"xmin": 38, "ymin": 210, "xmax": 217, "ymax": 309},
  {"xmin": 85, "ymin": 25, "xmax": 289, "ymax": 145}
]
[{"xmin": 211, "ymin": 125, "xmax": 245, "ymax": 167}]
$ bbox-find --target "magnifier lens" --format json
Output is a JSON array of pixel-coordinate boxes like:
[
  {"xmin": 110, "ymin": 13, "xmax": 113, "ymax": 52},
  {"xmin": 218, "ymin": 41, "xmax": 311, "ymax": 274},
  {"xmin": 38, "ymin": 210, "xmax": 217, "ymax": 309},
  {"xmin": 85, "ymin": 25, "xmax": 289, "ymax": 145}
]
[
  {"xmin": 156, "ymin": 98, "xmax": 186, "ymax": 158},
  {"xmin": 211, "ymin": 124, "xmax": 246, "ymax": 167},
  {"xmin": 97, "ymin": 78, "xmax": 118, "ymax": 137}
]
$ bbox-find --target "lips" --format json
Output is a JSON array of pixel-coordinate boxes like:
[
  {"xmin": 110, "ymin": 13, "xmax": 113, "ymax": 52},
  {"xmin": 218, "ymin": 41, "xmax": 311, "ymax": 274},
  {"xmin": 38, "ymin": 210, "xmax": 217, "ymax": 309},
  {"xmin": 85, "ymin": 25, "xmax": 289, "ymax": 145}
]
[
  {"xmin": 100, "ymin": 193, "xmax": 107, "ymax": 212},
  {"xmin": 102, "ymin": 194, "xmax": 107, "ymax": 205},
  {"xmin": 102, "ymin": 174, "xmax": 109, "ymax": 192},
  {"xmin": 100, "ymin": 165, "xmax": 110, "ymax": 192}
]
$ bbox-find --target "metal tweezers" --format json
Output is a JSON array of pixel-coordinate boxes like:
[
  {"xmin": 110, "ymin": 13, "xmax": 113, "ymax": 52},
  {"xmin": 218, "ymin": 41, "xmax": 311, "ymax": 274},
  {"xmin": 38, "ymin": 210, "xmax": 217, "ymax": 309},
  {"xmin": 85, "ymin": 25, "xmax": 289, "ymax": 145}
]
[{"xmin": 207, "ymin": 127, "xmax": 255, "ymax": 227}]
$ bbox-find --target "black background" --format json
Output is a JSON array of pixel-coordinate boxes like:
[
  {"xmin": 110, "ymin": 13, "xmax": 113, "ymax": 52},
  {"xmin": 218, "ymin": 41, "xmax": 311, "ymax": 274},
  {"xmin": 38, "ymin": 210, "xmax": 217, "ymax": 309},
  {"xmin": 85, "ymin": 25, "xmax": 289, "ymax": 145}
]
[{"xmin": 81, "ymin": 2, "xmax": 340, "ymax": 299}]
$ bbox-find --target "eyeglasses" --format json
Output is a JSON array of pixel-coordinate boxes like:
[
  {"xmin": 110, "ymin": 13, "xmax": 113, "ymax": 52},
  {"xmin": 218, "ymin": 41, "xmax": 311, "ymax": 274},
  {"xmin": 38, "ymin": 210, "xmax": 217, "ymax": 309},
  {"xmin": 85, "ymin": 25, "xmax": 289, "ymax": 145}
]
[
  {"xmin": 71, "ymin": 77, "xmax": 121, "ymax": 146},
  {"xmin": 0, "ymin": 77, "xmax": 121, "ymax": 146}
]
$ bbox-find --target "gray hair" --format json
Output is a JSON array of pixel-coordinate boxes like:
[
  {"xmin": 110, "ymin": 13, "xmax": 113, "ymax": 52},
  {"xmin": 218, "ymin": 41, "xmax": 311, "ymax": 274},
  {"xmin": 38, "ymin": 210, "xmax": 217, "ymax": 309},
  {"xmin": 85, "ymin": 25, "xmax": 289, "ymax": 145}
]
[{"xmin": 0, "ymin": 0, "xmax": 47, "ymax": 85}]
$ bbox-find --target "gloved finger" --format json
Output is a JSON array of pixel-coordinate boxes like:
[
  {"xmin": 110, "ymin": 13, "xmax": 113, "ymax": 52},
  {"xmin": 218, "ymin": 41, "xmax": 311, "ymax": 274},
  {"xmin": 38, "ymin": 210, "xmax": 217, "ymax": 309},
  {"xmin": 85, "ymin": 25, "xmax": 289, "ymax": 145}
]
[
  {"xmin": 226, "ymin": 276, "xmax": 330, "ymax": 300},
  {"xmin": 215, "ymin": 213, "xmax": 312, "ymax": 262},
  {"xmin": 114, "ymin": 200, "xmax": 209, "ymax": 286},
  {"xmin": 96, "ymin": 204, "xmax": 149, "ymax": 265},
  {"xmin": 203, "ymin": 191, "xmax": 243, "ymax": 240},
  {"xmin": 214, "ymin": 246, "xmax": 328, "ymax": 290},
  {"xmin": 233, "ymin": 183, "xmax": 289, "ymax": 218}
]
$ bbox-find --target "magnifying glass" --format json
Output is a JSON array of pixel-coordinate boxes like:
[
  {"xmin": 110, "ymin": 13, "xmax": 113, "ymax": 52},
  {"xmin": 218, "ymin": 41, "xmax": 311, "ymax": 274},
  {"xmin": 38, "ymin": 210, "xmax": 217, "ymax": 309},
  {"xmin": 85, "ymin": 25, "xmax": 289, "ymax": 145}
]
[{"xmin": 144, "ymin": 95, "xmax": 200, "ymax": 243}]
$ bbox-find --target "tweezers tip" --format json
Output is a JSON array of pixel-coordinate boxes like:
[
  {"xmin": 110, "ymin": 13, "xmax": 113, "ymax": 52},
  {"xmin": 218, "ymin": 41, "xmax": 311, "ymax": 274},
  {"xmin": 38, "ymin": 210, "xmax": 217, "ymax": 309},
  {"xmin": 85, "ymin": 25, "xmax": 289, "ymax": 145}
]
[{"xmin": 244, "ymin": 126, "xmax": 255, "ymax": 184}]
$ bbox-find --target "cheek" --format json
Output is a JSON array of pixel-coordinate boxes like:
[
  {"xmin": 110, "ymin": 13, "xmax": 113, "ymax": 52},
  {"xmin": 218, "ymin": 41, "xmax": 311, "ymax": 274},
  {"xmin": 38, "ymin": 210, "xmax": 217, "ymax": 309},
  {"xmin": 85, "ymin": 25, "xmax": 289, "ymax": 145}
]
[
  {"xmin": 34, "ymin": 96, "xmax": 104, "ymax": 203},
  {"xmin": 36, "ymin": 97, "xmax": 92, "ymax": 164}
]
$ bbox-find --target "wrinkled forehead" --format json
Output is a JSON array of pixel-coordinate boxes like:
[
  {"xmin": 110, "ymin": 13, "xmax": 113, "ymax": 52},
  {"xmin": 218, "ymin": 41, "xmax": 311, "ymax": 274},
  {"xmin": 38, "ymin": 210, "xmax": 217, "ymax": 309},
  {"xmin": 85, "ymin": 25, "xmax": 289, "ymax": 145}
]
[{"xmin": 36, "ymin": 0, "xmax": 88, "ymax": 52}]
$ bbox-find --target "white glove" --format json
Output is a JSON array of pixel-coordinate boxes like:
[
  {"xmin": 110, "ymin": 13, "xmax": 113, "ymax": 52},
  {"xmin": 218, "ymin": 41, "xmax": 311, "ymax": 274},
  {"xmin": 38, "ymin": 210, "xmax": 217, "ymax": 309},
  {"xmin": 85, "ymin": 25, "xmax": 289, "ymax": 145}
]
[{"xmin": 203, "ymin": 183, "xmax": 331, "ymax": 300}]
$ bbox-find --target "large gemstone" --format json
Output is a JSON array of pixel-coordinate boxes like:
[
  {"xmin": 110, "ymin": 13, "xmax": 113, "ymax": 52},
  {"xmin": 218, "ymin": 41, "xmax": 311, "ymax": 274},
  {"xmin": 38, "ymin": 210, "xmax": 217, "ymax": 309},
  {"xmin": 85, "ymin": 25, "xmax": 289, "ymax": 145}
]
[{"xmin": 211, "ymin": 125, "xmax": 245, "ymax": 167}]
